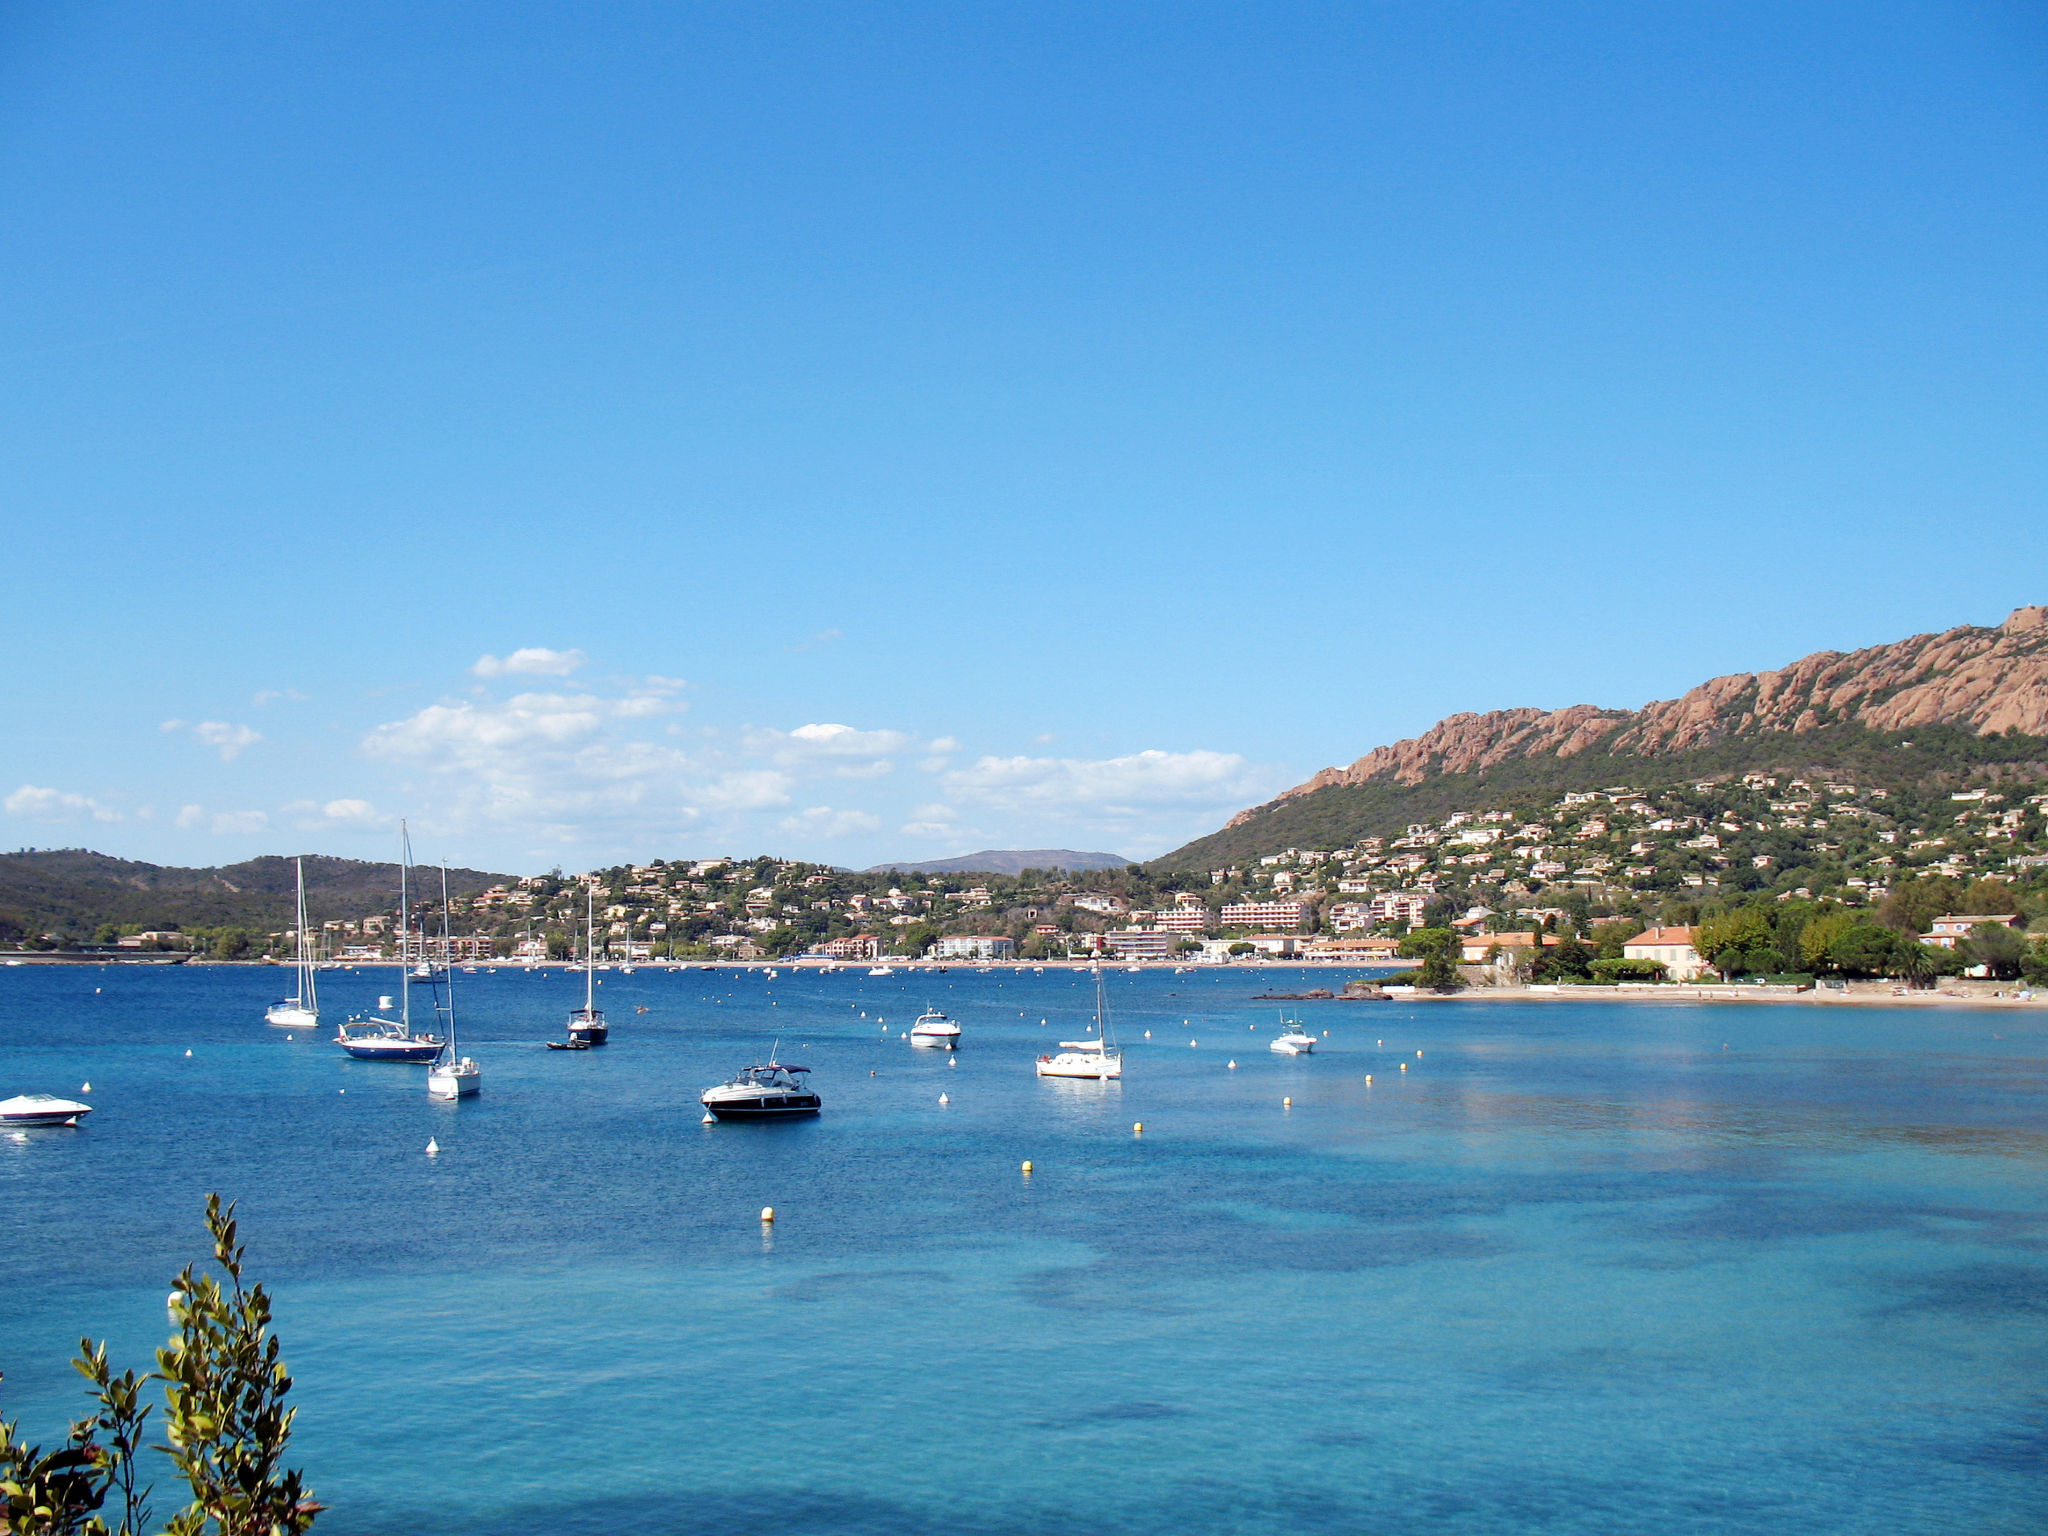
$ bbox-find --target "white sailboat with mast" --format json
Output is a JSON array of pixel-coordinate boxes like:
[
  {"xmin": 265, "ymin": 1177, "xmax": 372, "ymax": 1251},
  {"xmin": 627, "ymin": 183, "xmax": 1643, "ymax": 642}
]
[
  {"xmin": 427, "ymin": 863, "xmax": 481, "ymax": 1099},
  {"xmin": 567, "ymin": 885, "xmax": 608, "ymax": 1045},
  {"xmin": 1036, "ymin": 970, "xmax": 1123, "ymax": 1080},
  {"xmin": 264, "ymin": 856, "xmax": 319, "ymax": 1029},
  {"xmin": 334, "ymin": 823, "xmax": 446, "ymax": 1062}
]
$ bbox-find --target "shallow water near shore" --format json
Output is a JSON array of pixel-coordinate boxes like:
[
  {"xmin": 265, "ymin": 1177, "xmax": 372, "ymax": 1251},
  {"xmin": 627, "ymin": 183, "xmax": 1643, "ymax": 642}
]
[{"xmin": 3, "ymin": 963, "xmax": 2045, "ymax": 1534}]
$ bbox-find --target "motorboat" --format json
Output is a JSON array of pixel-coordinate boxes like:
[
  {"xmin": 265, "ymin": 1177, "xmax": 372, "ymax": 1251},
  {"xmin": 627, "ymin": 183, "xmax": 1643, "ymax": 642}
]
[
  {"xmin": 700, "ymin": 1059, "xmax": 821, "ymax": 1121},
  {"xmin": 335, "ymin": 825, "xmax": 446, "ymax": 1063},
  {"xmin": 1269, "ymin": 1020, "xmax": 1317, "ymax": 1055},
  {"xmin": 909, "ymin": 1007, "xmax": 961, "ymax": 1048},
  {"xmin": 566, "ymin": 888, "xmax": 608, "ymax": 1045},
  {"xmin": 0, "ymin": 1093, "xmax": 93, "ymax": 1127},
  {"xmin": 265, "ymin": 856, "xmax": 320, "ymax": 1029},
  {"xmin": 867, "ymin": 966, "xmax": 896, "ymax": 977},
  {"xmin": 1037, "ymin": 973, "xmax": 1122, "ymax": 1080},
  {"xmin": 545, "ymin": 1038, "xmax": 591, "ymax": 1051}
]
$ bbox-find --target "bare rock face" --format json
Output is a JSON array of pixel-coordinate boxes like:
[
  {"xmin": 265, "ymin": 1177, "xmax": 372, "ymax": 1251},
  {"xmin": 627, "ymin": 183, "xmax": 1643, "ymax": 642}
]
[{"xmin": 1258, "ymin": 606, "xmax": 2048, "ymax": 807}]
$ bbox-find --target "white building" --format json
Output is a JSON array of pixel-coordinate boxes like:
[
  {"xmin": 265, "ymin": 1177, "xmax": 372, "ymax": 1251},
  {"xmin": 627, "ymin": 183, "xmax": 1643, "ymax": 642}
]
[
  {"xmin": 932, "ymin": 935, "xmax": 1015, "ymax": 961},
  {"xmin": 1220, "ymin": 900, "xmax": 1307, "ymax": 929},
  {"xmin": 1622, "ymin": 926, "xmax": 1705, "ymax": 980}
]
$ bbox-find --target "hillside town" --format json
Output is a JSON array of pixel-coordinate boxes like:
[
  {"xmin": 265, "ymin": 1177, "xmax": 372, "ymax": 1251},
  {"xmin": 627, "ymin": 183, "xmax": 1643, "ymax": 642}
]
[{"xmin": 73, "ymin": 767, "xmax": 2043, "ymax": 988}]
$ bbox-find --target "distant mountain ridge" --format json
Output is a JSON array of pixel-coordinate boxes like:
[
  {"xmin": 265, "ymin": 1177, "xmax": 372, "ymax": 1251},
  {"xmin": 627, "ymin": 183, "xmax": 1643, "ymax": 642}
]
[
  {"xmin": 0, "ymin": 849, "xmax": 510, "ymax": 943},
  {"xmin": 866, "ymin": 849, "xmax": 1133, "ymax": 875},
  {"xmin": 1157, "ymin": 605, "xmax": 2048, "ymax": 869}
]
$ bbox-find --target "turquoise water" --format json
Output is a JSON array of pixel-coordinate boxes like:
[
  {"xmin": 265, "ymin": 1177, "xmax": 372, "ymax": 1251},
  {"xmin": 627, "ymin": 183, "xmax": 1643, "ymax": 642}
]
[{"xmin": 3, "ymin": 964, "xmax": 2045, "ymax": 1534}]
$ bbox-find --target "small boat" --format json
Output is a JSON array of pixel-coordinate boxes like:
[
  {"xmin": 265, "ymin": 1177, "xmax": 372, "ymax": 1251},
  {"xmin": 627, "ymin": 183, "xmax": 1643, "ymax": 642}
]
[
  {"xmin": 909, "ymin": 1007, "xmax": 961, "ymax": 1048},
  {"xmin": 335, "ymin": 826, "xmax": 446, "ymax": 1062},
  {"xmin": 867, "ymin": 966, "xmax": 896, "ymax": 977},
  {"xmin": 264, "ymin": 856, "xmax": 320, "ymax": 1029},
  {"xmin": 566, "ymin": 889, "xmax": 608, "ymax": 1045},
  {"xmin": 0, "ymin": 1093, "xmax": 93, "ymax": 1127},
  {"xmin": 426, "ymin": 866, "xmax": 482, "ymax": 1100},
  {"xmin": 1269, "ymin": 1019, "xmax": 1317, "ymax": 1055},
  {"xmin": 545, "ymin": 1038, "xmax": 591, "ymax": 1051},
  {"xmin": 700, "ymin": 1059, "xmax": 821, "ymax": 1121},
  {"xmin": 1037, "ymin": 974, "xmax": 1122, "ymax": 1080}
]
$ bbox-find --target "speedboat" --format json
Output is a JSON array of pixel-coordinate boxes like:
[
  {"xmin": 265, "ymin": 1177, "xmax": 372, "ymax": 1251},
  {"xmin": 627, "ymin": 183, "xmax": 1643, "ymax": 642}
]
[
  {"xmin": 868, "ymin": 966, "xmax": 896, "ymax": 977},
  {"xmin": 545, "ymin": 1038, "xmax": 591, "ymax": 1051},
  {"xmin": 700, "ymin": 1060, "xmax": 821, "ymax": 1121},
  {"xmin": 1270, "ymin": 1021, "xmax": 1317, "ymax": 1055},
  {"xmin": 0, "ymin": 1093, "xmax": 93, "ymax": 1127},
  {"xmin": 909, "ymin": 1008, "xmax": 961, "ymax": 1048}
]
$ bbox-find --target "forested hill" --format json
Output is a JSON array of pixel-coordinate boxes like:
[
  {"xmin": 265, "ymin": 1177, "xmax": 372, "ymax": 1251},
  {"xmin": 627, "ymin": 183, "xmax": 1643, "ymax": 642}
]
[
  {"xmin": 0, "ymin": 850, "xmax": 510, "ymax": 944},
  {"xmin": 1156, "ymin": 605, "xmax": 2048, "ymax": 871}
]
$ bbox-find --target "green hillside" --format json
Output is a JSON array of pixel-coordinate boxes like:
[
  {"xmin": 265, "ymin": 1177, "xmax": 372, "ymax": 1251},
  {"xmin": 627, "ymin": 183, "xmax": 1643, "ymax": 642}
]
[
  {"xmin": 0, "ymin": 850, "xmax": 511, "ymax": 946},
  {"xmin": 1153, "ymin": 724, "xmax": 2048, "ymax": 871}
]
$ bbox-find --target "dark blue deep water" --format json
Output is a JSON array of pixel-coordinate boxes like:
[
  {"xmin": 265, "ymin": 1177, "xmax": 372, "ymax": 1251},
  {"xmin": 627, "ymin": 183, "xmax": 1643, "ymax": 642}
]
[{"xmin": 3, "ymin": 964, "xmax": 2045, "ymax": 1534}]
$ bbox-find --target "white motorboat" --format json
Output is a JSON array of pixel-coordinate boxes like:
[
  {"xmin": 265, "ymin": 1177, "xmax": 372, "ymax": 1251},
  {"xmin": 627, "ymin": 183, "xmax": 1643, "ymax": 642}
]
[
  {"xmin": 909, "ymin": 1007, "xmax": 961, "ymax": 1048},
  {"xmin": 264, "ymin": 856, "xmax": 320, "ymax": 1029},
  {"xmin": 1037, "ymin": 973, "xmax": 1122, "ymax": 1080},
  {"xmin": 564, "ymin": 888, "xmax": 608, "ymax": 1045},
  {"xmin": 867, "ymin": 966, "xmax": 896, "ymax": 977},
  {"xmin": 427, "ymin": 864, "xmax": 482, "ymax": 1100},
  {"xmin": 335, "ymin": 825, "xmax": 445, "ymax": 1063},
  {"xmin": 1269, "ymin": 1020, "xmax": 1317, "ymax": 1055},
  {"xmin": 700, "ymin": 1058, "xmax": 821, "ymax": 1121},
  {"xmin": 0, "ymin": 1093, "xmax": 93, "ymax": 1127}
]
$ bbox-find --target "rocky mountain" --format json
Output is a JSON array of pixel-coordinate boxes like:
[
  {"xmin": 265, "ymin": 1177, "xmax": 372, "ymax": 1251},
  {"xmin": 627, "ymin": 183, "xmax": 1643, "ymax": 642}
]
[
  {"xmin": 1157, "ymin": 606, "xmax": 2048, "ymax": 870},
  {"xmin": 866, "ymin": 849, "xmax": 1133, "ymax": 875}
]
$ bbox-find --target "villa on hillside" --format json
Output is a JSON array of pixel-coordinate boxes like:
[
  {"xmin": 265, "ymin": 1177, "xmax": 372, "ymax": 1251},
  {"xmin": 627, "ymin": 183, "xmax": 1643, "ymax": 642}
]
[
  {"xmin": 1924, "ymin": 913, "xmax": 2024, "ymax": 950},
  {"xmin": 1624, "ymin": 926, "xmax": 1706, "ymax": 980}
]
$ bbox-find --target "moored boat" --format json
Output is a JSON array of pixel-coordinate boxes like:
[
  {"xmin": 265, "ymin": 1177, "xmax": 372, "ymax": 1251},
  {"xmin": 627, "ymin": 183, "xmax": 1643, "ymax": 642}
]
[
  {"xmin": 0, "ymin": 1093, "xmax": 92, "ymax": 1127},
  {"xmin": 1037, "ymin": 973, "xmax": 1122, "ymax": 1080},
  {"xmin": 700, "ymin": 1059, "xmax": 821, "ymax": 1120},
  {"xmin": 264, "ymin": 856, "xmax": 320, "ymax": 1029},
  {"xmin": 565, "ymin": 887, "xmax": 608, "ymax": 1045},
  {"xmin": 909, "ymin": 1007, "xmax": 961, "ymax": 1048}
]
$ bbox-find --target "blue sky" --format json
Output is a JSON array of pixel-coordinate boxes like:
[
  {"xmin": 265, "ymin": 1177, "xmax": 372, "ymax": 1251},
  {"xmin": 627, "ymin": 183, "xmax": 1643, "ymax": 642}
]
[{"xmin": 2, "ymin": 2, "xmax": 2043, "ymax": 873}]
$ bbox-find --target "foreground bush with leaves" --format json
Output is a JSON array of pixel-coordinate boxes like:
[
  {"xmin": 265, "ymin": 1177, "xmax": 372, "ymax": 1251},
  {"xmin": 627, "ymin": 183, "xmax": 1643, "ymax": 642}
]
[{"xmin": 0, "ymin": 1196, "xmax": 319, "ymax": 1535}]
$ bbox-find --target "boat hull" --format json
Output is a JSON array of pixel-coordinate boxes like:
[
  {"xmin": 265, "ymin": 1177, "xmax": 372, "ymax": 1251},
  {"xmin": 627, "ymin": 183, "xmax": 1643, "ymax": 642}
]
[
  {"xmin": 337, "ymin": 1038, "xmax": 444, "ymax": 1062},
  {"xmin": 0, "ymin": 1096, "xmax": 93, "ymax": 1127},
  {"xmin": 265, "ymin": 1004, "xmax": 318, "ymax": 1030},
  {"xmin": 700, "ymin": 1097, "xmax": 821, "ymax": 1121},
  {"xmin": 427, "ymin": 1062, "xmax": 482, "ymax": 1099},
  {"xmin": 1035, "ymin": 1054, "xmax": 1122, "ymax": 1080},
  {"xmin": 909, "ymin": 1031, "xmax": 959, "ymax": 1049},
  {"xmin": 1270, "ymin": 1041, "xmax": 1313, "ymax": 1055},
  {"xmin": 568, "ymin": 1023, "xmax": 608, "ymax": 1045}
]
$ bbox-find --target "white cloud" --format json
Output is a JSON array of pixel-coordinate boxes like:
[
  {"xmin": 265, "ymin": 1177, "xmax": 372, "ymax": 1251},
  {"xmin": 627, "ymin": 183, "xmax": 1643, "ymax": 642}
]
[
  {"xmin": 177, "ymin": 721, "xmax": 262, "ymax": 760},
  {"xmin": 176, "ymin": 804, "xmax": 204, "ymax": 829},
  {"xmin": 748, "ymin": 722, "xmax": 913, "ymax": 760},
  {"xmin": 252, "ymin": 688, "xmax": 307, "ymax": 707},
  {"xmin": 779, "ymin": 805, "xmax": 883, "ymax": 838},
  {"xmin": 284, "ymin": 798, "xmax": 384, "ymax": 831},
  {"xmin": 321, "ymin": 798, "xmax": 382, "ymax": 826},
  {"xmin": 471, "ymin": 647, "xmax": 588, "ymax": 679},
  {"xmin": 210, "ymin": 810, "xmax": 270, "ymax": 835},
  {"xmin": 899, "ymin": 802, "xmax": 961, "ymax": 838},
  {"xmin": 4, "ymin": 785, "xmax": 121, "ymax": 822},
  {"xmin": 943, "ymin": 748, "xmax": 1265, "ymax": 813}
]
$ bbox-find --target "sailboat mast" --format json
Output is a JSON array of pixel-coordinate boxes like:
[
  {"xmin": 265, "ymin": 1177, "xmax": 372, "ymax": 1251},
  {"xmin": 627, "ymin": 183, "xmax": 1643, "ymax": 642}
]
[
  {"xmin": 297, "ymin": 856, "xmax": 317, "ymax": 1014},
  {"xmin": 399, "ymin": 823, "xmax": 411, "ymax": 1030},
  {"xmin": 585, "ymin": 884, "xmax": 595, "ymax": 1012},
  {"xmin": 440, "ymin": 863, "xmax": 457, "ymax": 1055}
]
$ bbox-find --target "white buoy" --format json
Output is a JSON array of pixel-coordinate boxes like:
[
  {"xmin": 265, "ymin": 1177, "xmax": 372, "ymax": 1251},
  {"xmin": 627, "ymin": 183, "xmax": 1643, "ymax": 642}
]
[
  {"xmin": 702, "ymin": 1111, "xmax": 716, "ymax": 1123},
  {"xmin": 760, "ymin": 1206, "xmax": 775, "ymax": 1223},
  {"xmin": 184, "ymin": 1049, "xmax": 192, "ymax": 1057},
  {"xmin": 81, "ymin": 1082, "xmax": 90, "ymax": 1093},
  {"xmin": 938, "ymin": 1093, "xmax": 949, "ymax": 1105},
  {"xmin": 1144, "ymin": 1030, "xmax": 1151, "ymax": 1038},
  {"xmin": 1400, "ymin": 1062, "xmax": 1407, "ymax": 1071},
  {"xmin": 1021, "ymin": 1160, "xmax": 1033, "ymax": 1174},
  {"xmin": 1377, "ymin": 1039, "xmax": 1383, "ymax": 1046},
  {"xmin": 1366, "ymin": 1074, "xmax": 1373, "ymax": 1083},
  {"xmin": 1190, "ymin": 1039, "xmax": 1198, "ymax": 1047},
  {"xmin": 339, "ymin": 1088, "xmax": 345, "ymax": 1094},
  {"xmin": 1228, "ymin": 1059, "xmax": 1237, "ymax": 1069},
  {"xmin": 425, "ymin": 1138, "xmax": 439, "ymax": 1155},
  {"xmin": 1283, "ymin": 1097, "xmax": 1292, "ymax": 1108},
  {"xmin": 1133, "ymin": 1122, "xmax": 1143, "ymax": 1134},
  {"xmin": 949, "ymin": 1058, "xmax": 957, "ymax": 1067},
  {"xmin": 166, "ymin": 1289, "xmax": 183, "ymax": 1319},
  {"xmin": 94, "ymin": 987, "xmax": 101, "ymax": 994},
  {"xmin": 1417, "ymin": 1050, "xmax": 1424, "ymax": 1058}
]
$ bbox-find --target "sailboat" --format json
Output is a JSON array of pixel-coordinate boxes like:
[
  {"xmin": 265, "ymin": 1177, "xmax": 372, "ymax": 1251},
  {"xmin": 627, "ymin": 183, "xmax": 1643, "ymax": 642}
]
[
  {"xmin": 334, "ymin": 824, "xmax": 446, "ymax": 1062},
  {"xmin": 264, "ymin": 856, "xmax": 319, "ymax": 1029},
  {"xmin": 566, "ymin": 886, "xmax": 608, "ymax": 1045},
  {"xmin": 1036, "ymin": 971, "xmax": 1123, "ymax": 1080},
  {"xmin": 427, "ymin": 864, "xmax": 481, "ymax": 1099}
]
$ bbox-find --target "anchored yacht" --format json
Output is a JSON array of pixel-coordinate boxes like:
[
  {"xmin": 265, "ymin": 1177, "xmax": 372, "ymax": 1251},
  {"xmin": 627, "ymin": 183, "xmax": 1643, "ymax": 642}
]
[
  {"xmin": 0, "ymin": 1094, "xmax": 93, "ymax": 1127},
  {"xmin": 1036, "ymin": 973, "xmax": 1122, "ymax": 1080},
  {"xmin": 1269, "ymin": 1019, "xmax": 1318, "ymax": 1055},
  {"xmin": 909, "ymin": 1007, "xmax": 961, "ymax": 1048},
  {"xmin": 700, "ymin": 1059, "xmax": 821, "ymax": 1121}
]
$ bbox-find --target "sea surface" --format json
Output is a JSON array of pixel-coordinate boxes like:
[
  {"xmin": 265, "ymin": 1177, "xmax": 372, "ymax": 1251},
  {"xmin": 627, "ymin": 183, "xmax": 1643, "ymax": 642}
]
[{"xmin": 2, "ymin": 963, "xmax": 2045, "ymax": 1534}]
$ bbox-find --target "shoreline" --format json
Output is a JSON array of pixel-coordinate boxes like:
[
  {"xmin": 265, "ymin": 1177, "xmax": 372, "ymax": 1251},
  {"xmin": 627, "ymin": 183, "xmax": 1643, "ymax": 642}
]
[{"xmin": 1404, "ymin": 982, "xmax": 2046, "ymax": 1011}]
